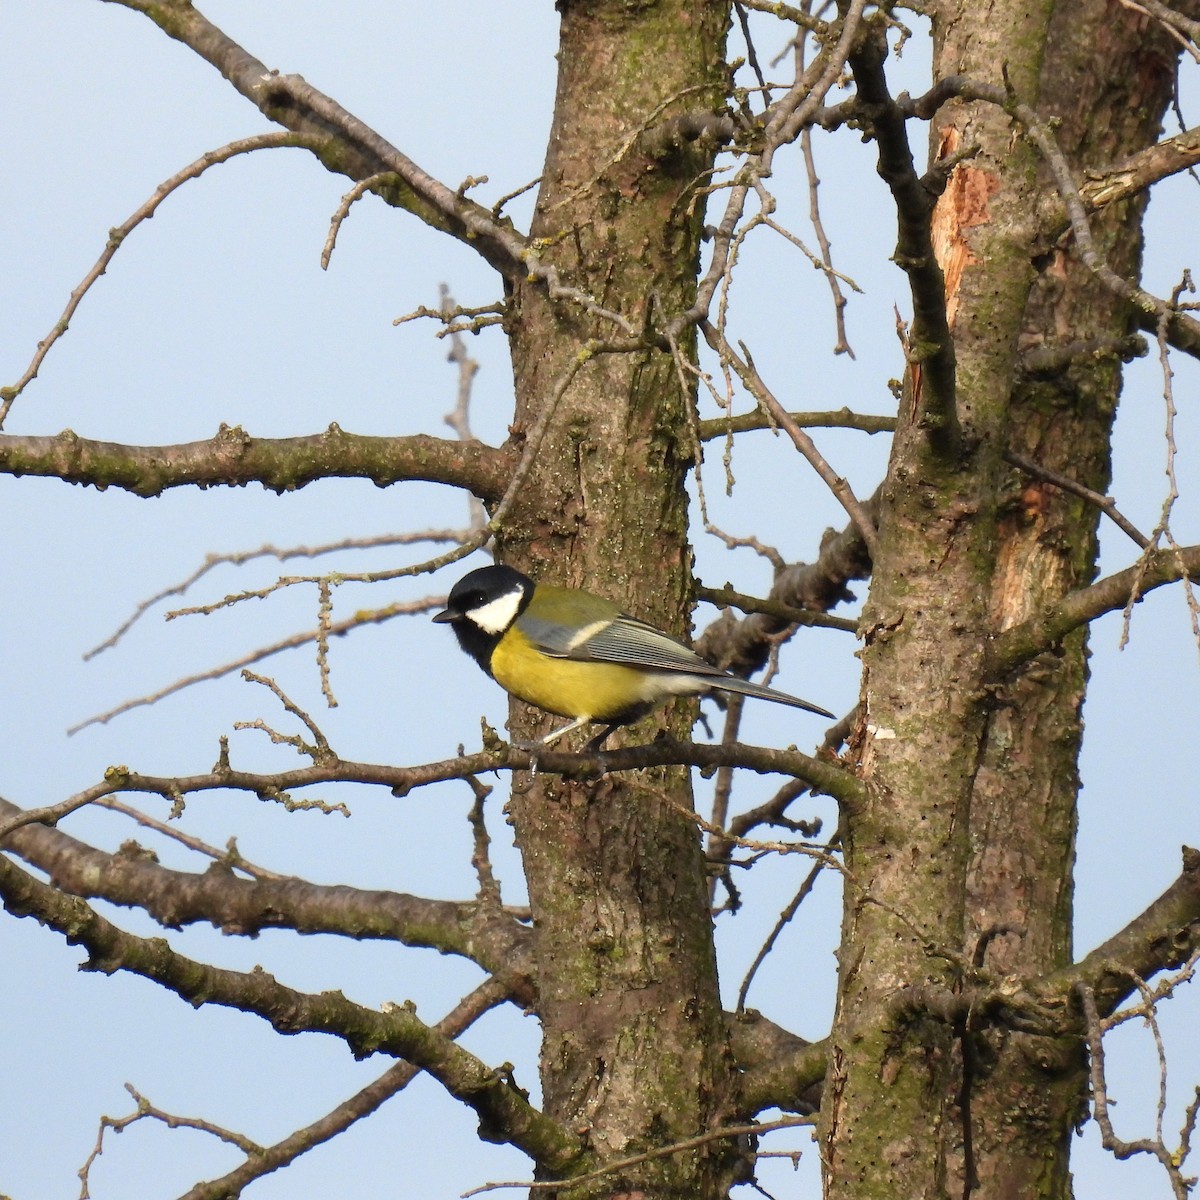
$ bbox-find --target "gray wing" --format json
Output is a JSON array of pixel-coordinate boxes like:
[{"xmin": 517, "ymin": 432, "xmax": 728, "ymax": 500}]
[
  {"xmin": 561, "ymin": 614, "xmax": 725, "ymax": 676},
  {"xmin": 521, "ymin": 609, "xmax": 834, "ymax": 717}
]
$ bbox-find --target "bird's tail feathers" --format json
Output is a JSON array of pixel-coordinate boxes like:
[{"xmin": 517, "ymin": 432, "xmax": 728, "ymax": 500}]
[{"xmin": 714, "ymin": 675, "xmax": 834, "ymax": 719}]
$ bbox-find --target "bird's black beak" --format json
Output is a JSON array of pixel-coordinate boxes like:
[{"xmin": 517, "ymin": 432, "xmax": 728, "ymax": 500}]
[{"xmin": 432, "ymin": 607, "xmax": 455, "ymax": 624}]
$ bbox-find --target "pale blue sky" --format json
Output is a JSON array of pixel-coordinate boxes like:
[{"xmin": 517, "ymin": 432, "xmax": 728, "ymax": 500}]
[{"xmin": 2, "ymin": 4, "xmax": 1198, "ymax": 1198}]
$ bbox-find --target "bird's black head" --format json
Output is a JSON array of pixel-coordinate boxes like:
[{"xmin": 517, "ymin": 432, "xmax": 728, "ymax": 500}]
[{"xmin": 432, "ymin": 564, "xmax": 535, "ymax": 672}]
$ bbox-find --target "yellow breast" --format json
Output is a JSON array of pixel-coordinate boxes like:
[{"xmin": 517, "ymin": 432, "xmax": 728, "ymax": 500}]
[{"xmin": 490, "ymin": 626, "xmax": 653, "ymax": 722}]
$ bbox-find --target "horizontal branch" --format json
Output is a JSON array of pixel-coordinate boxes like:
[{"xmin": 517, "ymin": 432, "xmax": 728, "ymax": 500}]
[
  {"xmin": 698, "ymin": 584, "xmax": 859, "ymax": 632},
  {"xmin": 520, "ymin": 739, "xmax": 866, "ymax": 812},
  {"xmin": 0, "ymin": 797, "xmax": 532, "ymax": 989},
  {"xmin": 696, "ymin": 408, "xmax": 897, "ymax": 439},
  {"xmin": 988, "ymin": 544, "xmax": 1200, "ymax": 673},
  {"xmin": 0, "ymin": 851, "xmax": 579, "ymax": 1170},
  {"xmin": 0, "ymin": 425, "xmax": 513, "ymax": 499},
  {"xmin": 0, "ymin": 737, "xmax": 866, "ymax": 838},
  {"xmin": 1047, "ymin": 846, "xmax": 1200, "ymax": 1017},
  {"xmin": 1078, "ymin": 124, "xmax": 1200, "ymax": 212}
]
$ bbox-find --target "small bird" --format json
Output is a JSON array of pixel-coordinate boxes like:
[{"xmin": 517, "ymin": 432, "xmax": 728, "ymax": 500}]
[{"xmin": 433, "ymin": 564, "xmax": 833, "ymax": 750}]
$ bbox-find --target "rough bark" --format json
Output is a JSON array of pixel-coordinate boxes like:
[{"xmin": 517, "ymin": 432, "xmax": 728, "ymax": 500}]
[
  {"xmin": 823, "ymin": 2, "xmax": 1185, "ymax": 1198},
  {"xmin": 5, "ymin": 3, "xmax": 1199, "ymax": 1197},
  {"xmin": 496, "ymin": 3, "xmax": 739, "ymax": 1196},
  {"xmin": 958, "ymin": 5, "xmax": 1181, "ymax": 1197}
]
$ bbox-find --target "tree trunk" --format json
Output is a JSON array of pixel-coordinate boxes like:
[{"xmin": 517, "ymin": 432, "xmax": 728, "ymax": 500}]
[
  {"xmin": 824, "ymin": 2, "xmax": 1182, "ymax": 1197},
  {"xmin": 500, "ymin": 3, "xmax": 738, "ymax": 1196}
]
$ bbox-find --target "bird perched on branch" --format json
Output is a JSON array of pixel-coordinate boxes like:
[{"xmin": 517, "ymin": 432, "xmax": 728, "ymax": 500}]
[{"xmin": 433, "ymin": 563, "xmax": 833, "ymax": 750}]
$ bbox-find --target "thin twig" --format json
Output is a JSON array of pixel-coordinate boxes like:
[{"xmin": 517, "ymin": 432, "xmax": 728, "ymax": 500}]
[
  {"xmin": 1004, "ymin": 450, "xmax": 1150, "ymax": 549},
  {"xmin": 79, "ymin": 1083, "xmax": 263, "ymax": 1199},
  {"xmin": 321, "ymin": 171, "xmax": 396, "ymax": 268},
  {"xmin": 707, "ymin": 693, "xmax": 746, "ymax": 908},
  {"xmin": 700, "ymin": 323, "xmax": 879, "ymax": 556},
  {"xmin": 1, "ymin": 132, "xmax": 324, "ymax": 427},
  {"xmin": 85, "ymin": 531, "xmax": 467, "ymax": 661},
  {"xmin": 70, "ymin": 596, "xmax": 442, "ymax": 735},
  {"xmin": 461, "ymin": 1115, "xmax": 815, "ymax": 1197},
  {"xmin": 173, "ymin": 977, "xmax": 512, "ymax": 1200},
  {"xmin": 698, "ymin": 583, "xmax": 859, "ymax": 632},
  {"xmin": 1077, "ymin": 983, "xmax": 1197, "ymax": 1199},
  {"xmin": 75, "ymin": 336, "xmax": 605, "ymax": 733},
  {"xmin": 93, "ymin": 795, "xmax": 285, "ymax": 880},
  {"xmin": 737, "ymin": 849, "xmax": 832, "ymax": 1012},
  {"xmin": 800, "ymin": 127, "xmax": 856, "ymax": 356}
]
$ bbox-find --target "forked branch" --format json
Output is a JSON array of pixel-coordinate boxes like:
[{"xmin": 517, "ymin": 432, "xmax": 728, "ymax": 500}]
[
  {"xmin": 0, "ymin": 796, "xmax": 532, "ymax": 981},
  {"xmin": 0, "ymin": 851, "xmax": 579, "ymax": 1171}
]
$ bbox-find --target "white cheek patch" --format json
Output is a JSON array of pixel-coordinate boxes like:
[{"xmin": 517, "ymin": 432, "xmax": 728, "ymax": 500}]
[{"xmin": 468, "ymin": 587, "xmax": 524, "ymax": 634}]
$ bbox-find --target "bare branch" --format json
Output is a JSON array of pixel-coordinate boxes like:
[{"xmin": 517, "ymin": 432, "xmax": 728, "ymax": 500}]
[
  {"xmin": 1047, "ymin": 847, "xmax": 1200, "ymax": 1017},
  {"xmin": 731, "ymin": 1018, "xmax": 827, "ymax": 1117},
  {"xmin": 70, "ymin": 595, "xmax": 442, "ymax": 735},
  {"xmin": 94, "ymin": 795, "xmax": 286, "ymax": 881},
  {"xmin": 696, "ymin": 489, "xmax": 877, "ymax": 681},
  {"xmin": 100, "ymin": 0, "xmax": 637, "ymax": 334},
  {"xmin": 698, "ymin": 584, "xmax": 859, "ymax": 633},
  {"xmin": 0, "ymin": 425, "xmax": 513, "ymax": 499},
  {"xmin": 0, "ymin": 796, "xmax": 533, "ymax": 978},
  {"xmin": 988, "ymin": 545, "xmax": 1200, "ymax": 674},
  {"xmin": 1077, "ymin": 983, "xmax": 1197, "ymax": 1199},
  {"xmin": 762, "ymin": 0, "xmax": 869, "ymax": 158},
  {"xmin": 394, "ymin": 299, "xmax": 506, "ymax": 337},
  {"xmin": 463, "ymin": 1115, "xmax": 815, "ymax": 1197},
  {"xmin": 737, "ymin": 848, "xmax": 833, "ymax": 1011},
  {"xmin": 1019, "ymin": 333, "xmax": 1148, "ymax": 376},
  {"xmin": 440, "ymin": 284, "xmax": 489, "ymax": 535},
  {"xmin": 801, "ymin": 127, "xmax": 857, "ymax": 356},
  {"xmin": 3, "ymin": 730, "xmax": 868, "ymax": 824},
  {"xmin": 698, "ymin": 322, "xmax": 879, "ymax": 555},
  {"xmin": 681, "ymin": 0, "xmax": 869, "ymax": 329},
  {"xmin": 177, "ymin": 976, "xmax": 511, "ymax": 1200},
  {"xmin": 68, "ymin": 338, "xmax": 625, "ymax": 732},
  {"xmin": 79, "ymin": 1081, "xmax": 264, "ymax": 1197},
  {"xmin": 849, "ymin": 29, "xmax": 959, "ymax": 458},
  {"xmin": 640, "ymin": 110, "xmax": 737, "ymax": 160},
  {"xmin": 696, "ymin": 407, "xmax": 897, "ymax": 439},
  {"xmin": 321, "ymin": 171, "xmax": 396, "ymax": 269},
  {"xmin": 99, "ymin": 0, "xmax": 527, "ymax": 274},
  {"xmin": 0, "ymin": 132, "xmax": 323, "ymax": 426},
  {"xmin": 0, "ymin": 851, "xmax": 578, "ymax": 1170},
  {"xmin": 735, "ymin": 0, "xmax": 830, "ymax": 38},
  {"xmin": 1004, "ymin": 449, "xmax": 1151, "ymax": 549},
  {"xmin": 1079, "ymin": 124, "xmax": 1200, "ymax": 210},
  {"xmin": 86, "ymin": 531, "xmax": 466, "ymax": 661}
]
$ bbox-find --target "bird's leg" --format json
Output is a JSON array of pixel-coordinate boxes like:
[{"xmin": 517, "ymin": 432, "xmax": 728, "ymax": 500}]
[
  {"xmin": 535, "ymin": 715, "xmax": 595, "ymax": 749},
  {"xmin": 511, "ymin": 718, "xmax": 616, "ymax": 776},
  {"xmin": 583, "ymin": 724, "xmax": 618, "ymax": 752}
]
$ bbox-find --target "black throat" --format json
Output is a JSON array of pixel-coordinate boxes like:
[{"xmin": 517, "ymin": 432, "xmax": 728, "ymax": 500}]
[{"xmin": 450, "ymin": 619, "xmax": 501, "ymax": 677}]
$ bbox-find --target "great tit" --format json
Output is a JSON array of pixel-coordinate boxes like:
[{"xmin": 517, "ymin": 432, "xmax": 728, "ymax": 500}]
[{"xmin": 433, "ymin": 564, "xmax": 834, "ymax": 749}]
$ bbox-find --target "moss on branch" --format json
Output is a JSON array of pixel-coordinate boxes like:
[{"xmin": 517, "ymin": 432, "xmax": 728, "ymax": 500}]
[
  {"xmin": 0, "ymin": 850, "xmax": 579, "ymax": 1170},
  {"xmin": 0, "ymin": 425, "xmax": 513, "ymax": 500}
]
